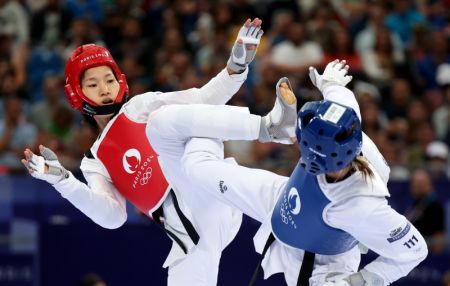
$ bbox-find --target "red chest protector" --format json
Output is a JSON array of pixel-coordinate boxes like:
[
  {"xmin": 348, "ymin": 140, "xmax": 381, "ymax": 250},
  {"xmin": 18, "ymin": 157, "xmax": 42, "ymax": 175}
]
[{"xmin": 97, "ymin": 113, "xmax": 170, "ymax": 217}]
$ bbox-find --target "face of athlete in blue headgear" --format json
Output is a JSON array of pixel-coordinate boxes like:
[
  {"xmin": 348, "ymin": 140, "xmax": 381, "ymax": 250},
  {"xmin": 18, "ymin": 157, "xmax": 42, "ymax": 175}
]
[{"xmin": 296, "ymin": 100, "xmax": 362, "ymax": 175}]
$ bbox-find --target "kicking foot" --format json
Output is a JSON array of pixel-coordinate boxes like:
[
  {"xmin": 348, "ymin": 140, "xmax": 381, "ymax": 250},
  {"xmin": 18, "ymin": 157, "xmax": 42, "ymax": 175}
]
[{"xmin": 259, "ymin": 77, "xmax": 298, "ymax": 144}]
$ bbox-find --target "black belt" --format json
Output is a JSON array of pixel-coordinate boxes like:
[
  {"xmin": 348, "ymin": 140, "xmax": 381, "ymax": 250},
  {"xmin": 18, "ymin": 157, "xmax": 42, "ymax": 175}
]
[
  {"xmin": 249, "ymin": 233, "xmax": 315, "ymax": 286},
  {"xmin": 151, "ymin": 190, "xmax": 200, "ymax": 254},
  {"xmin": 298, "ymin": 251, "xmax": 315, "ymax": 285}
]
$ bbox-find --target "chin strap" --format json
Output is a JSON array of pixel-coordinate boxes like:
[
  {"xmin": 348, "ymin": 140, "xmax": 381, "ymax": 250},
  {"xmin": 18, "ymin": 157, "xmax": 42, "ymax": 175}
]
[{"xmin": 82, "ymin": 95, "xmax": 128, "ymax": 117}]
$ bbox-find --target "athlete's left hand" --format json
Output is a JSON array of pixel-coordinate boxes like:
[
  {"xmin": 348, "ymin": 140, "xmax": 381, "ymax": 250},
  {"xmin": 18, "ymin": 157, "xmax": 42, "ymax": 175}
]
[
  {"xmin": 227, "ymin": 18, "xmax": 264, "ymax": 74},
  {"xmin": 323, "ymin": 269, "xmax": 384, "ymax": 286},
  {"xmin": 322, "ymin": 281, "xmax": 350, "ymax": 286},
  {"xmin": 309, "ymin": 59, "xmax": 352, "ymax": 92}
]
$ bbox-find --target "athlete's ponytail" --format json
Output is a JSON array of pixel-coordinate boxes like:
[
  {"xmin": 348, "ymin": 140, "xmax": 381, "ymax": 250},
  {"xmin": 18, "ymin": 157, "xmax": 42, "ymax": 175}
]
[{"xmin": 351, "ymin": 156, "xmax": 374, "ymax": 181}]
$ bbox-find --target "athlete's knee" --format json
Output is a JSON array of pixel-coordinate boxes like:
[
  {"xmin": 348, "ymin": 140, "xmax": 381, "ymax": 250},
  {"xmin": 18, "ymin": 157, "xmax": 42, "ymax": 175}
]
[
  {"xmin": 146, "ymin": 105, "xmax": 185, "ymax": 142},
  {"xmin": 147, "ymin": 105, "xmax": 178, "ymax": 131},
  {"xmin": 182, "ymin": 138, "xmax": 223, "ymax": 176},
  {"xmin": 182, "ymin": 150, "xmax": 214, "ymax": 179}
]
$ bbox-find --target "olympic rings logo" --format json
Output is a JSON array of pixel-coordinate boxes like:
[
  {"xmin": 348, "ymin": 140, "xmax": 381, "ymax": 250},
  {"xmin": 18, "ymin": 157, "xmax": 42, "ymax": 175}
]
[{"xmin": 139, "ymin": 167, "xmax": 153, "ymax": 185}]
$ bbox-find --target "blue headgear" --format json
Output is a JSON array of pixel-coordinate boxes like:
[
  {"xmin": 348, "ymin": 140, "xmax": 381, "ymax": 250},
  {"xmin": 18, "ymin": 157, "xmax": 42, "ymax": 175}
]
[{"xmin": 296, "ymin": 100, "xmax": 362, "ymax": 175}]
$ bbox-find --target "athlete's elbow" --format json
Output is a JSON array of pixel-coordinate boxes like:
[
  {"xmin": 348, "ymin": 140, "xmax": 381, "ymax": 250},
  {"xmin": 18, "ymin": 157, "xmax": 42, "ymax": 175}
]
[
  {"xmin": 418, "ymin": 241, "xmax": 428, "ymax": 263},
  {"xmin": 410, "ymin": 237, "xmax": 428, "ymax": 267},
  {"xmin": 94, "ymin": 212, "xmax": 127, "ymax": 229}
]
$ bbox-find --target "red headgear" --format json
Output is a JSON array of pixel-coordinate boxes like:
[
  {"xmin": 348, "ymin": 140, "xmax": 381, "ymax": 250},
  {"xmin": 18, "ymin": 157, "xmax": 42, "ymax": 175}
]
[{"xmin": 64, "ymin": 44, "xmax": 129, "ymax": 116}]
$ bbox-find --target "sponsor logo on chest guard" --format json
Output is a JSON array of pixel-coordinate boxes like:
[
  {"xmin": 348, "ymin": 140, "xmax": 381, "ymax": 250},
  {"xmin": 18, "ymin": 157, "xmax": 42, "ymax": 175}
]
[
  {"xmin": 123, "ymin": 149, "xmax": 141, "ymax": 174},
  {"xmin": 279, "ymin": 187, "xmax": 301, "ymax": 229},
  {"xmin": 122, "ymin": 149, "xmax": 155, "ymax": 189}
]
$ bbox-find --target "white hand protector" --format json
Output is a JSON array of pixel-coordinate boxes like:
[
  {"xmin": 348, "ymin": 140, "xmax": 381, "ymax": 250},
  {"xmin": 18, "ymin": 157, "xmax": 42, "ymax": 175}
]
[
  {"xmin": 227, "ymin": 18, "xmax": 264, "ymax": 73},
  {"xmin": 324, "ymin": 269, "xmax": 384, "ymax": 286},
  {"xmin": 309, "ymin": 59, "xmax": 352, "ymax": 92},
  {"xmin": 259, "ymin": 77, "xmax": 297, "ymax": 144},
  {"xmin": 322, "ymin": 281, "xmax": 351, "ymax": 286},
  {"xmin": 25, "ymin": 146, "xmax": 69, "ymax": 185}
]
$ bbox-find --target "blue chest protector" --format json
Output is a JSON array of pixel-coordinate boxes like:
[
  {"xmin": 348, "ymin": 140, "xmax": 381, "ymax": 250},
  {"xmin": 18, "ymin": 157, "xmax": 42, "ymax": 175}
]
[{"xmin": 271, "ymin": 162, "xmax": 358, "ymax": 255}]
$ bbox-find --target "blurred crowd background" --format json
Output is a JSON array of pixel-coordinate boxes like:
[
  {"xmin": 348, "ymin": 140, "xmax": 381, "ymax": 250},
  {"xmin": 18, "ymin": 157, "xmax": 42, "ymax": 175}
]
[
  {"xmin": 0, "ymin": 0, "xmax": 449, "ymax": 178},
  {"xmin": 0, "ymin": 0, "xmax": 450, "ymax": 285}
]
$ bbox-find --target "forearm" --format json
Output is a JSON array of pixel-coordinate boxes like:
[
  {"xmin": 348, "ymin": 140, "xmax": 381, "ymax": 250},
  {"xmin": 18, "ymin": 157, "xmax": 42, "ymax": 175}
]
[
  {"xmin": 351, "ymin": 208, "xmax": 427, "ymax": 285},
  {"xmin": 54, "ymin": 172, "xmax": 127, "ymax": 229},
  {"xmin": 197, "ymin": 68, "xmax": 248, "ymax": 105},
  {"xmin": 322, "ymin": 85, "xmax": 361, "ymax": 120},
  {"xmin": 364, "ymin": 250, "xmax": 427, "ymax": 285},
  {"xmin": 363, "ymin": 224, "xmax": 428, "ymax": 285}
]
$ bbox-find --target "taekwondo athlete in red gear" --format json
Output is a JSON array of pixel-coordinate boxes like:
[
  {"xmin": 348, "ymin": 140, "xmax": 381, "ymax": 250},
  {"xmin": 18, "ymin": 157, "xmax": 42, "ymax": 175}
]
[{"xmin": 21, "ymin": 18, "xmax": 277, "ymax": 286}]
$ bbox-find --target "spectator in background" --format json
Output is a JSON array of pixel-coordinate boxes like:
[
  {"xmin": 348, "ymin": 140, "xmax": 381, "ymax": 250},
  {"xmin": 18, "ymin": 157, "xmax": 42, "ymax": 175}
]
[
  {"xmin": 425, "ymin": 141, "xmax": 450, "ymax": 180},
  {"xmin": 47, "ymin": 104, "xmax": 76, "ymax": 147},
  {"xmin": 0, "ymin": 28, "xmax": 28, "ymax": 99},
  {"xmin": 262, "ymin": 0, "xmax": 301, "ymax": 32},
  {"xmin": 30, "ymin": 0, "xmax": 73, "ymax": 48},
  {"xmin": 210, "ymin": 2, "xmax": 232, "ymax": 32},
  {"xmin": 193, "ymin": 11, "xmax": 219, "ymax": 76},
  {"xmin": 65, "ymin": 0, "xmax": 104, "ymax": 24},
  {"xmin": 0, "ymin": 96, "xmax": 37, "ymax": 171},
  {"xmin": 322, "ymin": 27, "xmax": 362, "ymax": 75},
  {"xmin": 229, "ymin": 0, "xmax": 257, "ymax": 25},
  {"xmin": 421, "ymin": 0, "xmax": 448, "ymax": 29},
  {"xmin": 385, "ymin": 0, "xmax": 428, "ymax": 48},
  {"xmin": 405, "ymin": 99, "xmax": 430, "ymax": 144},
  {"xmin": 154, "ymin": 28, "xmax": 187, "ymax": 91},
  {"xmin": 383, "ymin": 118, "xmax": 410, "ymax": 180},
  {"xmin": 361, "ymin": 26, "xmax": 405, "ymax": 87},
  {"xmin": 434, "ymin": 63, "xmax": 450, "ymax": 141},
  {"xmin": 172, "ymin": 0, "xmax": 200, "ymax": 41},
  {"xmin": 384, "ymin": 78, "xmax": 412, "ymax": 119},
  {"xmin": 110, "ymin": 15, "xmax": 154, "ymax": 75},
  {"xmin": 265, "ymin": 9, "xmax": 295, "ymax": 47},
  {"xmin": 306, "ymin": 5, "xmax": 338, "ymax": 50},
  {"xmin": 0, "ymin": 60, "xmax": 20, "ymax": 110},
  {"xmin": 407, "ymin": 121, "xmax": 436, "ymax": 169},
  {"xmin": 0, "ymin": 0, "xmax": 30, "ymax": 48},
  {"xmin": 359, "ymin": 94, "xmax": 385, "ymax": 140},
  {"xmin": 416, "ymin": 29, "xmax": 450, "ymax": 90},
  {"xmin": 26, "ymin": 47, "xmax": 62, "ymax": 102},
  {"xmin": 406, "ymin": 169, "xmax": 446, "ymax": 253},
  {"xmin": 354, "ymin": 2, "xmax": 403, "ymax": 55},
  {"xmin": 270, "ymin": 22, "xmax": 323, "ymax": 76},
  {"xmin": 61, "ymin": 18, "xmax": 105, "ymax": 62},
  {"xmin": 29, "ymin": 75, "xmax": 65, "ymax": 131}
]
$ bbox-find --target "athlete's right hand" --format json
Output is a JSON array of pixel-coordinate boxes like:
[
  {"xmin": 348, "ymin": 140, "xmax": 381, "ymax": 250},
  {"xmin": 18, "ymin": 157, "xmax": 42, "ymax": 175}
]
[{"xmin": 22, "ymin": 145, "xmax": 69, "ymax": 185}]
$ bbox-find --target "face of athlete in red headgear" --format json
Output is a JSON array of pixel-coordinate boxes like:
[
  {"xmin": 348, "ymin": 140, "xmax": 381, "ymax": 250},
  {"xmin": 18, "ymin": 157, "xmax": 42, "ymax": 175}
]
[
  {"xmin": 81, "ymin": 66, "xmax": 120, "ymax": 106},
  {"xmin": 64, "ymin": 44, "xmax": 129, "ymax": 116}
]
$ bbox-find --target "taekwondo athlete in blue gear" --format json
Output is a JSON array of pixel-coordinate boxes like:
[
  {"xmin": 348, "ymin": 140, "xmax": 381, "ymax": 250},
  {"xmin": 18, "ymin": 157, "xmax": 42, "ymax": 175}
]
[
  {"xmin": 179, "ymin": 59, "xmax": 428, "ymax": 286},
  {"xmin": 265, "ymin": 60, "xmax": 428, "ymax": 286},
  {"xmin": 271, "ymin": 100, "xmax": 362, "ymax": 255}
]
